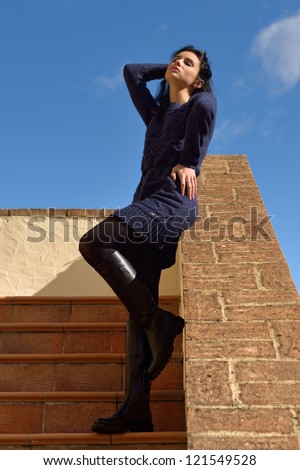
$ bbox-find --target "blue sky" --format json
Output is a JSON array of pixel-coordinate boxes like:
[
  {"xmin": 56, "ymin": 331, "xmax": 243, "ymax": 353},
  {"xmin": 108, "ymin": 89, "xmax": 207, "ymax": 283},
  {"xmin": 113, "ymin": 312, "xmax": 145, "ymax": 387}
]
[{"xmin": 1, "ymin": 0, "xmax": 299, "ymax": 292}]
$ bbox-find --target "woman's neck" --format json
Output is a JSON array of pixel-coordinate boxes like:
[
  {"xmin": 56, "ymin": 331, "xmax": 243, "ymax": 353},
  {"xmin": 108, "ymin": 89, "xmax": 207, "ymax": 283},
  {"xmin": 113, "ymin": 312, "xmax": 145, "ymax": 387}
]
[{"xmin": 169, "ymin": 87, "xmax": 191, "ymax": 105}]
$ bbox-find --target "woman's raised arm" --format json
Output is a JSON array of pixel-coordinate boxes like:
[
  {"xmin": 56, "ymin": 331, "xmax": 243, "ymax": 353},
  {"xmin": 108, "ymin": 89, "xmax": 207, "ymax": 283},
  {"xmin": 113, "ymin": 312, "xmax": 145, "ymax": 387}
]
[{"xmin": 123, "ymin": 63, "xmax": 167, "ymax": 126}]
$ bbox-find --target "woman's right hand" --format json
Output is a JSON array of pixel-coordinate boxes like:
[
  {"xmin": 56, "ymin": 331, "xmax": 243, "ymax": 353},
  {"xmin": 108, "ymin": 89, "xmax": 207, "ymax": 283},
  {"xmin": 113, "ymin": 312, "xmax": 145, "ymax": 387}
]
[{"xmin": 170, "ymin": 164, "xmax": 197, "ymax": 200}]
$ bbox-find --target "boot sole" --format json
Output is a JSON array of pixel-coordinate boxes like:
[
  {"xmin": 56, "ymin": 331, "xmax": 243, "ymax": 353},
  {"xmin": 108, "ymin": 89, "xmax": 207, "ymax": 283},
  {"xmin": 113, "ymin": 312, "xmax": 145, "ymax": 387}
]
[
  {"xmin": 91, "ymin": 422, "xmax": 153, "ymax": 434},
  {"xmin": 148, "ymin": 315, "xmax": 185, "ymax": 381}
]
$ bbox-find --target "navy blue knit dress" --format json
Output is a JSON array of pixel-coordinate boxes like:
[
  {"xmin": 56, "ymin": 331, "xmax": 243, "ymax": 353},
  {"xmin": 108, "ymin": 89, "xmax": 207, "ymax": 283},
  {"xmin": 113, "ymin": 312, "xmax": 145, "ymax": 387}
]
[{"xmin": 112, "ymin": 64, "xmax": 217, "ymax": 269}]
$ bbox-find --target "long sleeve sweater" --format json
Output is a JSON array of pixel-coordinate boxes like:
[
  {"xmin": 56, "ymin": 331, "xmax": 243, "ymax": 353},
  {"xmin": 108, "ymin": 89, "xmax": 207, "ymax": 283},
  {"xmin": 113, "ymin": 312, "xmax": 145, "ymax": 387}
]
[
  {"xmin": 123, "ymin": 63, "xmax": 217, "ymax": 181},
  {"xmin": 113, "ymin": 63, "xmax": 216, "ymax": 266}
]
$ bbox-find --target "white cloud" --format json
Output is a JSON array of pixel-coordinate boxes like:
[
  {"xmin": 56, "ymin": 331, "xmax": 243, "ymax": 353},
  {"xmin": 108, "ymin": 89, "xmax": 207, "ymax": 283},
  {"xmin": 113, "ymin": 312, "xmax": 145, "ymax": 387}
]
[
  {"xmin": 95, "ymin": 69, "xmax": 123, "ymax": 93},
  {"xmin": 251, "ymin": 10, "xmax": 300, "ymax": 92},
  {"xmin": 214, "ymin": 114, "xmax": 253, "ymax": 146},
  {"xmin": 232, "ymin": 76, "xmax": 251, "ymax": 96}
]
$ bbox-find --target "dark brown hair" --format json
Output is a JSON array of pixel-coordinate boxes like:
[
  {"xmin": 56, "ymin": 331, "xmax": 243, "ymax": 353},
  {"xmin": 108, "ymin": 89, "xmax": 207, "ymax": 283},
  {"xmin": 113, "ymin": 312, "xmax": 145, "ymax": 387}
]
[{"xmin": 155, "ymin": 45, "xmax": 213, "ymax": 109}]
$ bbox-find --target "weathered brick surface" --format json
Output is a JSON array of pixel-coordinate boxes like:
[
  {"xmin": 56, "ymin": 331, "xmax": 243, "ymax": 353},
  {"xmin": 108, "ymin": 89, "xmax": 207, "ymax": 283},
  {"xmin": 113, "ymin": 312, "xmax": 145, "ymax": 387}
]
[
  {"xmin": 235, "ymin": 360, "xmax": 300, "ymax": 382},
  {"xmin": 182, "ymin": 154, "xmax": 300, "ymax": 450},
  {"xmin": 185, "ymin": 361, "xmax": 232, "ymax": 406},
  {"xmin": 272, "ymin": 322, "xmax": 300, "ymax": 359},
  {"xmin": 188, "ymin": 408, "xmax": 293, "ymax": 433},
  {"xmin": 183, "ymin": 291, "xmax": 223, "ymax": 321},
  {"xmin": 226, "ymin": 303, "xmax": 300, "ymax": 321},
  {"xmin": 188, "ymin": 435, "xmax": 299, "ymax": 450}
]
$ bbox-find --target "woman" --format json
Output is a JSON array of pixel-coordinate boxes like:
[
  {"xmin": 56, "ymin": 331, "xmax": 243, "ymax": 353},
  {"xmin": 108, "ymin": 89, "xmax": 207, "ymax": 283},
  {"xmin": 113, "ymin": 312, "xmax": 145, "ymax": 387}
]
[{"xmin": 79, "ymin": 45, "xmax": 217, "ymax": 433}]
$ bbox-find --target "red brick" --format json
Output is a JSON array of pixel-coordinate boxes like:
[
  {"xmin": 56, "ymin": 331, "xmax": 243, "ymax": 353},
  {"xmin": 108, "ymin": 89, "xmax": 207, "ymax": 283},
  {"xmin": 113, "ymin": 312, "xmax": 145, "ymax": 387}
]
[
  {"xmin": 272, "ymin": 322, "xmax": 300, "ymax": 359},
  {"xmin": 13, "ymin": 304, "xmax": 71, "ymax": 323},
  {"xmin": 199, "ymin": 187, "xmax": 236, "ymax": 203},
  {"xmin": 0, "ymin": 364, "xmax": 54, "ymax": 392},
  {"xmin": 226, "ymin": 304, "xmax": 300, "ymax": 321},
  {"xmin": 258, "ymin": 263, "xmax": 297, "ymax": 290},
  {"xmin": 240, "ymin": 383, "xmax": 300, "ymax": 406},
  {"xmin": 223, "ymin": 289, "xmax": 299, "ymax": 304},
  {"xmin": 203, "ymin": 168, "xmax": 255, "ymax": 183},
  {"xmin": 0, "ymin": 404, "xmax": 43, "ymax": 433},
  {"xmin": 188, "ymin": 435, "xmax": 299, "ymax": 450},
  {"xmin": 0, "ymin": 332, "xmax": 63, "ymax": 354},
  {"xmin": 186, "ymin": 322, "xmax": 270, "ymax": 341},
  {"xmin": 185, "ymin": 323, "xmax": 275, "ymax": 359},
  {"xmin": 215, "ymin": 240, "xmax": 284, "ymax": 263},
  {"xmin": 235, "ymin": 186, "xmax": 263, "ymax": 203},
  {"xmin": 0, "ymin": 304, "xmax": 13, "ymax": 322},
  {"xmin": 29, "ymin": 209, "xmax": 49, "ymax": 216},
  {"xmin": 67, "ymin": 209, "xmax": 87, "ymax": 217},
  {"xmin": 201, "ymin": 159, "xmax": 228, "ymax": 173},
  {"xmin": 71, "ymin": 304, "xmax": 127, "ymax": 322},
  {"xmin": 149, "ymin": 360, "xmax": 183, "ymax": 391},
  {"xmin": 235, "ymin": 360, "xmax": 300, "ymax": 382},
  {"xmin": 227, "ymin": 160, "xmax": 252, "ymax": 173},
  {"xmin": 188, "ymin": 408, "xmax": 293, "ymax": 433},
  {"xmin": 205, "ymin": 203, "xmax": 267, "ymax": 218},
  {"xmin": 54, "ymin": 363, "xmax": 122, "ymax": 392},
  {"xmin": 44, "ymin": 402, "xmax": 116, "ymax": 433},
  {"xmin": 183, "ymin": 264, "xmax": 257, "ymax": 290},
  {"xmin": 182, "ymin": 224, "xmax": 227, "ymax": 243},
  {"xmin": 151, "ymin": 401, "xmax": 186, "ymax": 431},
  {"xmin": 63, "ymin": 331, "xmax": 126, "ymax": 354},
  {"xmin": 181, "ymin": 241, "xmax": 215, "ymax": 263},
  {"xmin": 109, "ymin": 430, "xmax": 186, "ymax": 448},
  {"xmin": 9, "ymin": 209, "xmax": 29, "ymax": 216},
  {"xmin": 186, "ymin": 338, "xmax": 275, "ymax": 359},
  {"xmin": 185, "ymin": 361, "xmax": 232, "ymax": 406},
  {"xmin": 49, "ymin": 209, "xmax": 68, "ymax": 216},
  {"xmin": 0, "ymin": 209, "xmax": 9, "ymax": 215},
  {"xmin": 183, "ymin": 291, "xmax": 223, "ymax": 321}
]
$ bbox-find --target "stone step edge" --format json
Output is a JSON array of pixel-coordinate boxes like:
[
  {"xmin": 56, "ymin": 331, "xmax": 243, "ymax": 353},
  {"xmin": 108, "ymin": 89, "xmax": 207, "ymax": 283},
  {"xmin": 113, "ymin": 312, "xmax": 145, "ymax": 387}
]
[
  {"xmin": 0, "ymin": 352, "xmax": 182, "ymax": 364},
  {"xmin": 0, "ymin": 322, "xmax": 127, "ymax": 332},
  {"xmin": 0, "ymin": 390, "xmax": 184, "ymax": 403},
  {"xmin": 0, "ymin": 295, "xmax": 180, "ymax": 305},
  {"xmin": 0, "ymin": 431, "xmax": 187, "ymax": 446}
]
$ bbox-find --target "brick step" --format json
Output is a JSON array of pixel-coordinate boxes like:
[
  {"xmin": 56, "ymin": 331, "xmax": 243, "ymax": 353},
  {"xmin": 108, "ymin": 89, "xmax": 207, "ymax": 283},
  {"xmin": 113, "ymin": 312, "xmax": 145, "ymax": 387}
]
[
  {"xmin": 0, "ymin": 353, "xmax": 183, "ymax": 392},
  {"xmin": 0, "ymin": 296, "xmax": 180, "ymax": 323},
  {"xmin": 0, "ymin": 322, "xmax": 183, "ymax": 354},
  {"xmin": 0, "ymin": 296, "xmax": 185, "ymax": 450},
  {"xmin": 0, "ymin": 431, "xmax": 187, "ymax": 450},
  {"xmin": 0, "ymin": 390, "xmax": 185, "ymax": 434}
]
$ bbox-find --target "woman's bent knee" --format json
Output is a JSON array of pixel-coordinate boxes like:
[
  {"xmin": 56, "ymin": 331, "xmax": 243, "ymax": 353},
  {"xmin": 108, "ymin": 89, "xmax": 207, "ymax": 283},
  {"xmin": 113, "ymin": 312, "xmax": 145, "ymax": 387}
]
[{"xmin": 79, "ymin": 232, "xmax": 115, "ymax": 268}]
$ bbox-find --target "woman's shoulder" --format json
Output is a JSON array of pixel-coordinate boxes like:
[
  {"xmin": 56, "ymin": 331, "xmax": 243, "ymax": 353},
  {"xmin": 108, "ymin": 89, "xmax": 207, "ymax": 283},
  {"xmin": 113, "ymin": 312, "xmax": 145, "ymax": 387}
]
[{"xmin": 190, "ymin": 91, "xmax": 217, "ymax": 112}]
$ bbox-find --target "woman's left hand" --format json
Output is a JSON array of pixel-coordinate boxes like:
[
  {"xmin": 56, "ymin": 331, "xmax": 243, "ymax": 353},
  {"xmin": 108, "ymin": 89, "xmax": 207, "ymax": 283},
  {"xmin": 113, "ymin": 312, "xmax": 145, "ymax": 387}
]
[{"xmin": 170, "ymin": 164, "xmax": 197, "ymax": 200}]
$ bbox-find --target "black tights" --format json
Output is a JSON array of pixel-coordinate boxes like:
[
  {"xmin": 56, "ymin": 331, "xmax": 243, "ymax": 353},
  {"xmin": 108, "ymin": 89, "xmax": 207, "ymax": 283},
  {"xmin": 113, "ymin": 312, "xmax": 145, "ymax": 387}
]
[{"xmin": 79, "ymin": 217, "xmax": 162, "ymax": 304}]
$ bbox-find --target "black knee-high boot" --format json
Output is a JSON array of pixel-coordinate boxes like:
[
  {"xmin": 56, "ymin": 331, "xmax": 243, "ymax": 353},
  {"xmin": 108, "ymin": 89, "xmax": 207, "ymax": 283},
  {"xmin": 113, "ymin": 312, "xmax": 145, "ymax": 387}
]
[
  {"xmin": 91, "ymin": 320, "xmax": 153, "ymax": 433},
  {"xmin": 95, "ymin": 250, "xmax": 184, "ymax": 381}
]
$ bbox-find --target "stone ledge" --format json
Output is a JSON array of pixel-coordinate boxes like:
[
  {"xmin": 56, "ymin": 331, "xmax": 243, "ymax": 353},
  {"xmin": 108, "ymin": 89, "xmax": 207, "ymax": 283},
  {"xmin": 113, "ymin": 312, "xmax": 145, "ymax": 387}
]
[{"xmin": 0, "ymin": 208, "xmax": 115, "ymax": 217}]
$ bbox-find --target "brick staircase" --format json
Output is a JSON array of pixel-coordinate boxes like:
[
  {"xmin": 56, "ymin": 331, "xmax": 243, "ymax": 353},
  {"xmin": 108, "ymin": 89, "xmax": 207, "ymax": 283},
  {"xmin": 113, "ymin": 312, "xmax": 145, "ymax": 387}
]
[{"xmin": 0, "ymin": 296, "xmax": 186, "ymax": 450}]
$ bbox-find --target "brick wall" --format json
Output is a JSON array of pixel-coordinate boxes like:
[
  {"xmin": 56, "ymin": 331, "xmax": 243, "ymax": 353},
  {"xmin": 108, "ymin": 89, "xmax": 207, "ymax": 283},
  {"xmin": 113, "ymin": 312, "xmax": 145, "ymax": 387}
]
[{"xmin": 182, "ymin": 154, "xmax": 300, "ymax": 450}]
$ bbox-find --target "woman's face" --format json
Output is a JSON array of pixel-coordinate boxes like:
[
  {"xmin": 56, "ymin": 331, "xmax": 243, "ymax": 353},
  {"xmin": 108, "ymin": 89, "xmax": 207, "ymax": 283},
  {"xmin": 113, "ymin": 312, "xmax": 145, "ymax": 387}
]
[{"xmin": 165, "ymin": 50, "xmax": 201, "ymax": 92}]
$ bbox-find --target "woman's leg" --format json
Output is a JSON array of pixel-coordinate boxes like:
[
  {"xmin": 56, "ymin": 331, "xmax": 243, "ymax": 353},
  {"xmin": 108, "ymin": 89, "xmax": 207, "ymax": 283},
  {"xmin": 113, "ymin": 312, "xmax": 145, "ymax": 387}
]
[
  {"xmin": 79, "ymin": 216, "xmax": 184, "ymax": 381},
  {"xmin": 80, "ymin": 218, "xmax": 154, "ymax": 433},
  {"xmin": 91, "ymin": 319, "xmax": 153, "ymax": 433},
  {"xmin": 79, "ymin": 216, "xmax": 183, "ymax": 433}
]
